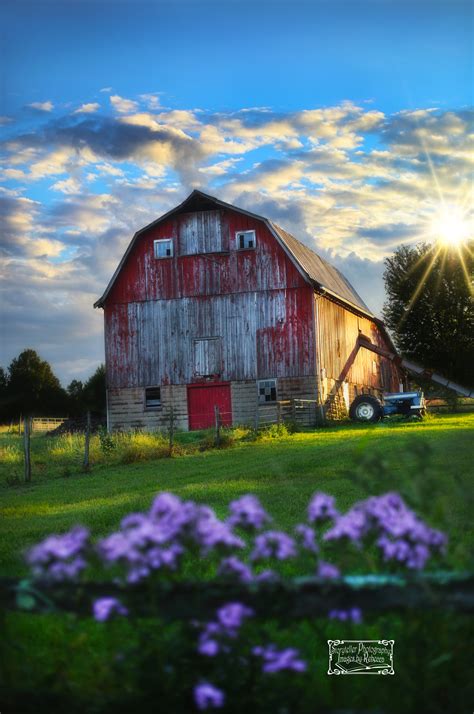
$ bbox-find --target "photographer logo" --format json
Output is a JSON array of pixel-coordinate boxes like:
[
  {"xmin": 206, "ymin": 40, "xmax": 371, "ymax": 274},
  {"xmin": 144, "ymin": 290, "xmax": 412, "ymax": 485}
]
[{"xmin": 327, "ymin": 640, "xmax": 395, "ymax": 675}]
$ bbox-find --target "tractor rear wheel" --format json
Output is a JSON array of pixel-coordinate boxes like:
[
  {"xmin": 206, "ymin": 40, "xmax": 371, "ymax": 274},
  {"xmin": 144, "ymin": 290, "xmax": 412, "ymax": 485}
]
[{"xmin": 349, "ymin": 395, "xmax": 383, "ymax": 423}]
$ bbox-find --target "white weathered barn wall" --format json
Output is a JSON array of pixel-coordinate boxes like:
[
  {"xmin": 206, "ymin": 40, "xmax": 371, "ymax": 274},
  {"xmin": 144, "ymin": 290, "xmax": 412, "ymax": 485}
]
[{"xmin": 106, "ymin": 288, "xmax": 315, "ymax": 389}]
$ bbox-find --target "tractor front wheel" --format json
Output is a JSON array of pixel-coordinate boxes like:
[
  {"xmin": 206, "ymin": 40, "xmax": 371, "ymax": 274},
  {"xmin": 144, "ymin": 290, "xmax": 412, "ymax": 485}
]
[{"xmin": 349, "ymin": 395, "xmax": 383, "ymax": 423}]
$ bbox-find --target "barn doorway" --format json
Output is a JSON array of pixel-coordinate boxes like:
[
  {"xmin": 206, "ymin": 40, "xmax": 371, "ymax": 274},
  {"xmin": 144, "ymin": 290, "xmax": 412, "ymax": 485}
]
[{"xmin": 187, "ymin": 383, "xmax": 232, "ymax": 430}]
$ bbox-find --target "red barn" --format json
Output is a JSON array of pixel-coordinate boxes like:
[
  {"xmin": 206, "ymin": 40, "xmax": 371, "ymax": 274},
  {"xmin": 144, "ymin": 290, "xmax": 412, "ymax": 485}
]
[{"xmin": 94, "ymin": 190, "xmax": 404, "ymax": 430}]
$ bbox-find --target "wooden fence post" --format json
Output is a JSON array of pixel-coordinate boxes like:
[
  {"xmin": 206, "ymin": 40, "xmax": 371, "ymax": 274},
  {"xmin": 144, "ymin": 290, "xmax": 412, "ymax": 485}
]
[
  {"xmin": 23, "ymin": 417, "xmax": 31, "ymax": 483},
  {"xmin": 277, "ymin": 401, "xmax": 282, "ymax": 426},
  {"xmin": 83, "ymin": 411, "xmax": 91, "ymax": 471},
  {"xmin": 214, "ymin": 405, "xmax": 221, "ymax": 447},
  {"xmin": 168, "ymin": 405, "xmax": 174, "ymax": 456}
]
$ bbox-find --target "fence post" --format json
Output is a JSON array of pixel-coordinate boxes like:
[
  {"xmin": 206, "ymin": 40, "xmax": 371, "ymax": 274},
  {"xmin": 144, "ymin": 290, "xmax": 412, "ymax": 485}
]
[
  {"xmin": 23, "ymin": 416, "xmax": 31, "ymax": 483},
  {"xmin": 214, "ymin": 405, "xmax": 221, "ymax": 447},
  {"xmin": 277, "ymin": 401, "xmax": 282, "ymax": 426},
  {"xmin": 168, "ymin": 404, "xmax": 174, "ymax": 456},
  {"xmin": 83, "ymin": 411, "xmax": 91, "ymax": 471}
]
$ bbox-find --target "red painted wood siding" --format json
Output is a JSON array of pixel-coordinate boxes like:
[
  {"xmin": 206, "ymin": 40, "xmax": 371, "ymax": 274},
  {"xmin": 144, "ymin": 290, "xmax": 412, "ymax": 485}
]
[
  {"xmin": 187, "ymin": 383, "xmax": 232, "ymax": 430},
  {"xmin": 106, "ymin": 209, "xmax": 307, "ymax": 304},
  {"xmin": 104, "ymin": 207, "xmax": 316, "ymax": 389}
]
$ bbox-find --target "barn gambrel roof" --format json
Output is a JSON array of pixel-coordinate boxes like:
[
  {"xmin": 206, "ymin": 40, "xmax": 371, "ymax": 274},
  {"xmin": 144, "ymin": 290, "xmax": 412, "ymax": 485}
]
[{"xmin": 94, "ymin": 189, "xmax": 373, "ymax": 318}]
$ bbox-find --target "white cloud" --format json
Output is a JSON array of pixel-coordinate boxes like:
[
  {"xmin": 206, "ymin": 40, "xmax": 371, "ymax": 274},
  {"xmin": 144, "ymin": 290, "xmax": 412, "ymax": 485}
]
[
  {"xmin": 110, "ymin": 94, "xmax": 139, "ymax": 113},
  {"xmin": 73, "ymin": 102, "xmax": 100, "ymax": 114},
  {"xmin": 28, "ymin": 101, "xmax": 54, "ymax": 112}
]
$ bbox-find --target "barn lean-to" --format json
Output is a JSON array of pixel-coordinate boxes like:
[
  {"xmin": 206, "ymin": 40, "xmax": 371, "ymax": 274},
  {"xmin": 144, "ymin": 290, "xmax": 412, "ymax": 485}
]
[{"xmin": 94, "ymin": 190, "xmax": 405, "ymax": 431}]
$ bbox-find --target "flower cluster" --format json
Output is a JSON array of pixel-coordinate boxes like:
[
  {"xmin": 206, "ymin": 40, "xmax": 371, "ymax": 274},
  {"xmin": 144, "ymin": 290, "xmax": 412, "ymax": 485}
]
[
  {"xmin": 294, "ymin": 524, "xmax": 319, "ymax": 553},
  {"xmin": 93, "ymin": 597, "xmax": 128, "ymax": 622},
  {"xmin": 227, "ymin": 495, "xmax": 271, "ymax": 530},
  {"xmin": 308, "ymin": 493, "xmax": 339, "ymax": 524},
  {"xmin": 26, "ymin": 526, "xmax": 89, "ymax": 581},
  {"xmin": 194, "ymin": 682, "xmax": 225, "ymax": 710},
  {"xmin": 197, "ymin": 602, "xmax": 254, "ymax": 656},
  {"xmin": 98, "ymin": 493, "xmax": 244, "ymax": 583},
  {"xmin": 323, "ymin": 492, "xmax": 447, "ymax": 570},
  {"xmin": 252, "ymin": 645, "xmax": 307, "ymax": 673},
  {"xmin": 251, "ymin": 531, "xmax": 297, "ymax": 561}
]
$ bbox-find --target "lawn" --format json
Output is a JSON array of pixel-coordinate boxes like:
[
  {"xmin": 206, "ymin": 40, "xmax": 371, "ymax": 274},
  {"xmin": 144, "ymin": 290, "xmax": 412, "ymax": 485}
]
[
  {"xmin": 1, "ymin": 414, "xmax": 473, "ymax": 714},
  {"xmin": 1, "ymin": 413, "xmax": 473, "ymax": 576}
]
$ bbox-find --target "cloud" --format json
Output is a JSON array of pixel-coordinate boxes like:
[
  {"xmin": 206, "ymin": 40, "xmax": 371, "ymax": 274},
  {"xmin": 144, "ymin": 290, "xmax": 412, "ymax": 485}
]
[
  {"xmin": 110, "ymin": 94, "xmax": 139, "ymax": 113},
  {"xmin": 73, "ymin": 102, "xmax": 100, "ymax": 114},
  {"xmin": 1, "ymin": 95, "xmax": 472, "ymax": 383},
  {"xmin": 28, "ymin": 101, "xmax": 54, "ymax": 112}
]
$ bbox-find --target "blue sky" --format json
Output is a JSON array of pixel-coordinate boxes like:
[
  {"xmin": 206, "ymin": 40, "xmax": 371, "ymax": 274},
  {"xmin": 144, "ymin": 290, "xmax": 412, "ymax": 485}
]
[{"xmin": 1, "ymin": 0, "xmax": 473, "ymax": 384}]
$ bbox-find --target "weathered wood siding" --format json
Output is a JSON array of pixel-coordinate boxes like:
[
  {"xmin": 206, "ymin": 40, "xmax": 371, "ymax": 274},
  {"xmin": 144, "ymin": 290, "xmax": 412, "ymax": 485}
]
[
  {"xmin": 315, "ymin": 295, "xmax": 401, "ymax": 394},
  {"xmin": 104, "ymin": 207, "xmax": 315, "ymax": 390},
  {"xmin": 106, "ymin": 209, "xmax": 306, "ymax": 305},
  {"xmin": 105, "ymin": 288, "xmax": 315, "ymax": 388}
]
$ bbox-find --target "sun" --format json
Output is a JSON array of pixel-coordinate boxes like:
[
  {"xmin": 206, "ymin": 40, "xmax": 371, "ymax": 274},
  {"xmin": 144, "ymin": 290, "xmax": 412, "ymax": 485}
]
[{"xmin": 430, "ymin": 206, "xmax": 472, "ymax": 248}]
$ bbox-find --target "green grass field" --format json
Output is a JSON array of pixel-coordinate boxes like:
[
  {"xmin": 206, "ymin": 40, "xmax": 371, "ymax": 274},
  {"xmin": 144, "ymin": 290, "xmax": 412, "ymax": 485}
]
[
  {"xmin": 1, "ymin": 413, "xmax": 473, "ymax": 576},
  {"xmin": 1, "ymin": 414, "xmax": 473, "ymax": 713}
]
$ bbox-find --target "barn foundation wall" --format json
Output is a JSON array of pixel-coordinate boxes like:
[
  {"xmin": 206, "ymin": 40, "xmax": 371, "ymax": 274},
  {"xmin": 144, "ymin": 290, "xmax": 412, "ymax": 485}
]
[{"xmin": 107, "ymin": 377, "xmax": 386, "ymax": 432}]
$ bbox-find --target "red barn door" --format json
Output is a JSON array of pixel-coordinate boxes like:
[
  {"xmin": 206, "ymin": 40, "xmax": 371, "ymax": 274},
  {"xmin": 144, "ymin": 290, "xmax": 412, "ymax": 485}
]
[{"xmin": 187, "ymin": 383, "xmax": 232, "ymax": 430}]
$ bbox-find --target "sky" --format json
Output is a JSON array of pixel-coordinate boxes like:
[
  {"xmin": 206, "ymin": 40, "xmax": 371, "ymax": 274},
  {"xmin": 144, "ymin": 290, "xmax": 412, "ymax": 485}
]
[{"xmin": 1, "ymin": 0, "xmax": 473, "ymax": 385}]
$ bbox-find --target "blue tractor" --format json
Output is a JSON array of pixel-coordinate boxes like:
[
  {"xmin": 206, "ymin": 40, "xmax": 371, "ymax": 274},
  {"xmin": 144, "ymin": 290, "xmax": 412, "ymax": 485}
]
[{"xmin": 349, "ymin": 391, "xmax": 426, "ymax": 423}]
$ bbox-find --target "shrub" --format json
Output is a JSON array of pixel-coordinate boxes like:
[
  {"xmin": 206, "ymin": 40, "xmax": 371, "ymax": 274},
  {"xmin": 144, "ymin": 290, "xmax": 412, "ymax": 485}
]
[{"xmin": 21, "ymin": 489, "xmax": 449, "ymax": 712}]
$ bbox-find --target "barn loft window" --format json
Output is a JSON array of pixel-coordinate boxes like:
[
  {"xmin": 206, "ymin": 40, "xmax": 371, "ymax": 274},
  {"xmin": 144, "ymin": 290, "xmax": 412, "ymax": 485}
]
[
  {"xmin": 194, "ymin": 338, "xmax": 221, "ymax": 377},
  {"xmin": 144, "ymin": 386, "xmax": 161, "ymax": 409},
  {"xmin": 154, "ymin": 238, "xmax": 173, "ymax": 259},
  {"xmin": 236, "ymin": 230, "xmax": 256, "ymax": 250},
  {"xmin": 258, "ymin": 379, "xmax": 277, "ymax": 404}
]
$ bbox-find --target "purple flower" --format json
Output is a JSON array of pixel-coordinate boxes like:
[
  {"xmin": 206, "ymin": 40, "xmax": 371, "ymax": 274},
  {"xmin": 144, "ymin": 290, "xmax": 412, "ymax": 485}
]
[
  {"xmin": 218, "ymin": 556, "xmax": 254, "ymax": 583},
  {"xmin": 252, "ymin": 644, "xmax": 307, "ymax": 673},
  {"xmin": 228, "ymin": 495, "xmax": 271, "ymax": 530},
  {"xmin": 322, "ymin": 492, "xmax": 447, "ymax": 571},
  {"xmin": 251, "ymin": 531, "xmax": 297, "ymax": 561},
  {"xmin": 194, "ymin": 682, "xmax": 225, "ymax": 710},
  {"xmin": 317, "ymin": 561, "xmax": 341, "ymax": 579},
  {"xmin": 323, "ymin": 506, "xmax": 367, "ymax": 544},
  {"xmin": 93, "ymin": 597, "xmax": 128, "ymax": 622},
  {"xmin": 197, "ymin": 602, "xmax": 253, "ymax": 657},
  {"xmin": 98, "ymin": 513, "xmax": 184, "ymax": 583},
  {"xmin": 294, "ymin": 524, "xmax": 319, "ymax": 553},
  {"xmin": 308, "ymin": 493, "xmax": 339, "ymax": 524},
  {"xmin": 192, "ymin": 507, "xmax": 245, "ymax": 553},
  {"xmin": 216, "ymin": 602, "xmax": 254, "ymax": 631},
  {"xmin": 254, "ymin": 569, "xmax": 279, "ymax": 582},
  {"xmin": 328, "ymin": 607, "xmax": 362, "ymax": 624},
  {"xmin": 26, "ymin": 526, "xmax": 90, "ymax": 581}
]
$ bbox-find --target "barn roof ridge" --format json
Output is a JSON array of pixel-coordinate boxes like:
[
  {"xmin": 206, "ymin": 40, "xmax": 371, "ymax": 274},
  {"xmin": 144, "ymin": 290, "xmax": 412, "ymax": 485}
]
[{"xmin": 93, "ymin": 189, "xmax": 374, "ymax": 320}]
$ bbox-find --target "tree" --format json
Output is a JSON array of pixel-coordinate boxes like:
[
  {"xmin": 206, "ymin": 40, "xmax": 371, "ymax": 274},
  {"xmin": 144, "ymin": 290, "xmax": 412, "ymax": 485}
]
[
  {"xmin": 82, "ymin": 364, "xmax": 106, "ymax": 414},
  {"xmin": 0, "ymin": 367, "xmax": 9, "ymax": 422},
  {"xmin": 6, "ymin": 349, "xmax": 69, "ymax": 418},
  {"xmin": 67, "ymin": 379, "xmax": 85, "ymax": 417},
  {"xmin": 383, "ymin": 242, "xmax": 474, "ymax": 388}
]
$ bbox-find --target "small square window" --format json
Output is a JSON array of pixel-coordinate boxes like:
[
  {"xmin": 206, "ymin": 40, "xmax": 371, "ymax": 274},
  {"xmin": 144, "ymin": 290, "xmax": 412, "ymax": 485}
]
[
  {"xmin": 236, "ymin": 230, "xmax": 256, "ymax": 250},
  {"xmin": 258, "ymin": 379, "xmax": 277, "ymax": 404},
  {"xmin": 145, "ymin": 387, "xmax": 161, "ymax": 409},
  {"xmin": 154, "ymin": 239, "xmax": 173, "ymax": 259}
]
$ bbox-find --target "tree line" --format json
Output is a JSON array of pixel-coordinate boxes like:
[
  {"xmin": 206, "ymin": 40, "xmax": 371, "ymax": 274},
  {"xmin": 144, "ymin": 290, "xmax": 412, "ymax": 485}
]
[{"xmin": 0, "ymin": 349, "xmax": 106, "ymax": 421}]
